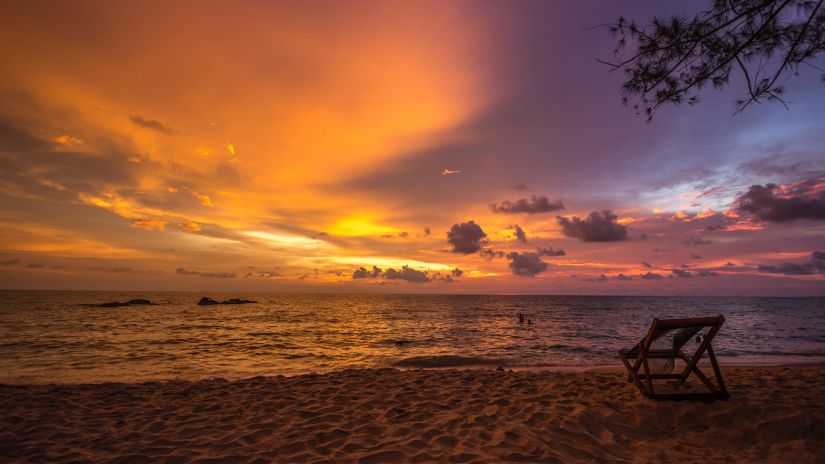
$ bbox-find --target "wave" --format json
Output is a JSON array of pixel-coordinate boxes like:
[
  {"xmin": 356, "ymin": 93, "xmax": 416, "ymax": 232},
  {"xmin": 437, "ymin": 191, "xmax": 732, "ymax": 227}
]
[{"xmin": 394, "ymin": 355, "xmax": 507, "ymax": 368}]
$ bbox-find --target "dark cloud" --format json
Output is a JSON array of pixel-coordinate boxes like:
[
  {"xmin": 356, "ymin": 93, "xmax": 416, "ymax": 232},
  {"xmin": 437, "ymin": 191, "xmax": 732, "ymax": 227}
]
[
  {"xmin": 129, "ymin": 115, "xmax": 173, "ymax": 133},
  {"xmin": 351, "ymin": 265, "xmax": 459, "ymax": 283},
  {"xmin": 511, "ymin": 224, "xmax": 527, "ymax": 243},
  {"xmin": 757, "ymin": 263, "xmax": 816, "ymax": 275},
  {"xmin": 353, "ymin": 266, "xmax": 382, "ymax": 279},
  {"xmin": 704, "ymin": 224, "xmax": 726, "ymax": 232},
  {"xmin": 423, "ymin": 227, "xmax": 431, "ymax": 237},
  {"xmin": 641, "ymin": 272, "xmax": 663, "ymax": 279},
  {"xmin": 510, "ymin": 183, "xmax": 528, "ymax": 191},
  {"xmin": 384, "ymin": 266, "xmax": 430, "ymax": 283},
  {"xmin": 757, "ymin": 251, "xmax": 825, "ymax": 275},
  {"xmin": 735, "ymin": 179, "xmax": 825, "ymax": 222},
  {"xmin": 175, "ymin": 268, "xmax": 237, "ymax": 278},
  {"xmin": 479, "ymin": 248, "xmax": 505, "ymax": 260},
  {"xmin": 556, "ymin": 210, "xmax": 628, "ymax": 242},
  {"xmin": 491, "ymin": 195, "xmax": 565, "ymax": 214},
  {"xmin": 642, "ymin": 261, "xmax": 653, "ymax": 268},
  {"xmin": 0, "ymin": 258, "xmax": 20, "ymax": 266},
  {"xmin": 597, "ymin": 274, "xmax": 609, "ymax": 282},
  {"xmin": 447, "ymin": 221, "xmax": 487, "ymax": 253},
  {"xmin": 672, "ymin": 269, "xmax": 692, "ymax": 278},
  {"xmin": 725, "ymin": 261, "xmax": 736, "ymax": 267},
  {"xmin": 697, "ymin": 270, "xmax": 720, "ymax": 277},
  {"xmin": 615, "ymin": 273, "xmax": 632, "ymax": 281},
  {"xmin": 245, "ymin": 270, "xmax": 281, "ymax": 278},
  {"xmin": 684, "ymin": 237, "xmax": 713, "ymax": 246},
  {"xmin": 26, "ymin": 263, "xmax": 45, "ymax": 268},
  {"xmin": 535, "ymin": 247, "xmax": 565, "ymax": 257},
  {"xmin": 507, "ymin": 252, "xmax": 548, "ymax": 277},
  {"xmin": 690, "ymin": 253, "xmax": 703, "ymax": 259}
]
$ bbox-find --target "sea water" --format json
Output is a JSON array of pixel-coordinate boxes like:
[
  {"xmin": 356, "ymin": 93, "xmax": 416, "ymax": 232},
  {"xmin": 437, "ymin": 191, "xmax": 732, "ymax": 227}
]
[{"xmin": 1, "ymin": 291, "xmax": 823, "ymax": 383}]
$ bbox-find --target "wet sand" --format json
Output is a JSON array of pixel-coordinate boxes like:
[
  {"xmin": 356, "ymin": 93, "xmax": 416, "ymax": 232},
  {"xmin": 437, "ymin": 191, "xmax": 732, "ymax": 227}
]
[{"xmin": 1, "ymin": 366, "xmax": 823, "ymax": 463}]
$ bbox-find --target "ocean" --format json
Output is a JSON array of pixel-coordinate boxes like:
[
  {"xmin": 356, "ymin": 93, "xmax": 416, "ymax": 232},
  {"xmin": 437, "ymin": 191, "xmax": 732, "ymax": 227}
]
[{"xmin": 1, "ymin": 291, "xmax": 823, "ymax": 384}]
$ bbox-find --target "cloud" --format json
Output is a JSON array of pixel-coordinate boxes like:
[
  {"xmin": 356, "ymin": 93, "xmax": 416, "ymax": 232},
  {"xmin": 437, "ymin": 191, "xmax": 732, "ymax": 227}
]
[
  {"xmin": 245, "ymin": 270, "xmax": 281, "ymax": 278},
  {"xmin": 0, "ymin": 258, "xmax": 20, "ymax": 266},
  {"xmin": 689, "ymin": 253, "xmax": 703, "ymax": 259},
  {"xmin": 352, "ymin": 265, "xmax": 382, "ymax": 279},
  {"xmin": 351, "ymin": 265, "xmax": 461, "ymax": 283},
  {"xmin": 129, "ymin": 115, "xmax": 173, "ymax": 133},
  {"xmin": 175, "ymin": 268, "xmax": 237, "ymax": 278},
  {"xmin": 641, "ymin": 261, "xmax": 653, "ymax": 268},
  {"xmin": 384, "ymin": 265, "xmax": 430, "ymax": 283},
  {"xmin": 423, "ymin": 227, "xmax": 431, "ymax": 237},
  {"xmin": 507, "ymin": 251, "xmax": 548, "ymax": 277},
  {"xmin": 511, "ymin": 224, "xmax": 527, "ymax": 243},
  {"xmin": 441, "ymin": 169, "xmax": 461, "ymax": 175},
  {"xmin": 672, "ymin": 269, "xmax": 693, "ymax": 278},
  {"xmin": 447, "ymin": 220, "xmax": 487, "ymax": 253},
  {"xmin": 491, "ymin": 195, "xmax": 564, "ymax": 214},
  {"xmin": 684, "ymin": 237, "xmax": 713, "ymax": 246},
  {"xmin": 479, "ymin": 248, "xmax": 505, "ymax": 260},
  {"xmin": 735, "ymin": 178, "xmax": 825, "ymax": 222},
  {"xmin": 615, "ymin": 273, "xmax": 632, "ymax": 281},
  {"xmin": 535, "ymin": 247, "xmax": 565, "ymax": 257},
  {"xmin": 757, "ymin": 251, "xmax": 825, "ymax": 275},
  {"xmin": 641, "ymin": 272, "xmax": 663, "ymax": 279},
  {"xmin": 697, "ymin": 270, "xmax": 720, "ymax": 277},
  {"xmin": 556, "ymin": 210, "xmax": 628, "ymax": 242}
]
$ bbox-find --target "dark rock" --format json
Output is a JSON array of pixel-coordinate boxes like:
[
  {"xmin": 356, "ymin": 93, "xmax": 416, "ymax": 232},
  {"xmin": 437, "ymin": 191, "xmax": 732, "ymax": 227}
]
[
  {"xmin": 496, "ymin": 366, "xmax": 505, "ymax": 372},
  {"xmin": 90, "ymin": 301, "xmax": 129, "ymax": 308},
  {"xmin": 197, "ymin": 297, "xmax": 257, "ymax": 305},
  {"xmin": 87, "ymin": 299, "xmax": 157, "ymax": 307}
]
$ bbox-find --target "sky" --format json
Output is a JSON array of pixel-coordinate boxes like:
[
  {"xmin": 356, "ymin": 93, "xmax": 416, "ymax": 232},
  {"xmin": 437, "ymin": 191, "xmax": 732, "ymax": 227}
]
[{"xmin": 0, "ymin": 1, "xmax": 823, "ymax": 295}]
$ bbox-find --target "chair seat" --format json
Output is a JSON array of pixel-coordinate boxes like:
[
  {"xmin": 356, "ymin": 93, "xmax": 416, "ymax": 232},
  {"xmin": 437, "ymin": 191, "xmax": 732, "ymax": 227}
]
[
  {"xmin": 618, "ymin": 315, "xmax": 728, "ymax": 401},
  {"xmin": 620, "ymin": 348, "xmax": 681, "ymax": 359}
]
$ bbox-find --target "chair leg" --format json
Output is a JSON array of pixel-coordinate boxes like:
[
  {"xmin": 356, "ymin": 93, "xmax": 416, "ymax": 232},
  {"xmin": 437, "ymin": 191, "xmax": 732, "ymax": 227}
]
[
  {"xmin": 707, "ymin": 345, "xmax": 728, "ymax": 398},
  {"xmin": 619, "ymin": 352, "xmax": 647, "ymax": 396},
  {"xmin": 678, "ymin": 352, "xmax": 716, "ymax": 392},
  {"xmin": 641, "ymin": 357, "xmax": 655, "ymax": 397}
]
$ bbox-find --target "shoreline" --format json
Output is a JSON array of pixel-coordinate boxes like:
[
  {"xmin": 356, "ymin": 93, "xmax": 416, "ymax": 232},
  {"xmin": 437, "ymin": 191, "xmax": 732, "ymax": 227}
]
[
  {"xmin": 2, "ymin": 365, "xmax": 822, "ymax": 463},
  {"xmin": 3, "ymin": 355, "xmax": 824, "ymax": 387}
]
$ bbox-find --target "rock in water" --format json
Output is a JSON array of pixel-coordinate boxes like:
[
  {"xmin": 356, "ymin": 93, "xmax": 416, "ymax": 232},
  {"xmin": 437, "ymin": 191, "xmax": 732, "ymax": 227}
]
[
  {"xmin": 93, "ymin": 301, "xmax": 128, "ymax": 308},
  {"xmin": 197, "ymin": 297, "xmax": 220, "ymax": 305},
  {"xmin": 223, "ymin": 298, "xmax": 257, "ymax": 304}
]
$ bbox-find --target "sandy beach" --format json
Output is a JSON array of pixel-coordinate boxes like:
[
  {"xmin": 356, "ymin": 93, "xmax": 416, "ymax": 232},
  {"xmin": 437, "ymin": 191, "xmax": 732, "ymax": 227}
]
[{"xmin": 1, "ymin": 366, "xmax": 823, "ymax": 463}]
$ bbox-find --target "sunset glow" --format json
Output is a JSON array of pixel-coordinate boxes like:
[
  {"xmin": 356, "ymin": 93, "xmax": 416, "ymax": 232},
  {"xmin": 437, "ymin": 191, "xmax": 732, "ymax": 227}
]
[{"xmin": 0, "ymin": 1, "xmax": 823, "ymax": 295}]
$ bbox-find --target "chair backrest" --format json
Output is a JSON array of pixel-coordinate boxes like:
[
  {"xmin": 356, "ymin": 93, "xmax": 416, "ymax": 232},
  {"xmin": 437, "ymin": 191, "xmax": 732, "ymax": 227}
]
[{"xmin": 629, "ymin": 315, "xmax": 725, "ymax": 357}]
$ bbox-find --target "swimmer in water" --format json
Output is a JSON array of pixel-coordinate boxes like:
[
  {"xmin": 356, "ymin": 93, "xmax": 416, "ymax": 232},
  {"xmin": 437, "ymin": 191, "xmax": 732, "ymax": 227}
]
[{"xmin": 518, "ymin": 313, "xmax": 525, "ymax": 323}]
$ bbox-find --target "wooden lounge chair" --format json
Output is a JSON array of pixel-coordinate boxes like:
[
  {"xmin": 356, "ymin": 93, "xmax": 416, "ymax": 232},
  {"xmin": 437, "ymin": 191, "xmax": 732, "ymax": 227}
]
[{"xmin": 618, "ymin": 315, "xmax": 728, "ymax": 401}]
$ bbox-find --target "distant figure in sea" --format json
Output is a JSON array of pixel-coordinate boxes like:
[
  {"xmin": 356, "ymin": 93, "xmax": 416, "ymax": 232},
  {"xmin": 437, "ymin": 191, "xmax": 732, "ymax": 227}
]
[
  {"xmin": 518, "ymin": 313, "xmax": 525, "ymax": 323},
  {"xmin": 527, "ymin": 319, "xmax": 533, "ymax": 325}
]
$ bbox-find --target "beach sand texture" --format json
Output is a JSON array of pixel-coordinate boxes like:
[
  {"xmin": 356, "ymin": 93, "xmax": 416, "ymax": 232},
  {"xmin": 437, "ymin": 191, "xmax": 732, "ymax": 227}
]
[{"xmin": 2, "ymin": 366, "xmax": 823, "ymax": 463}]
